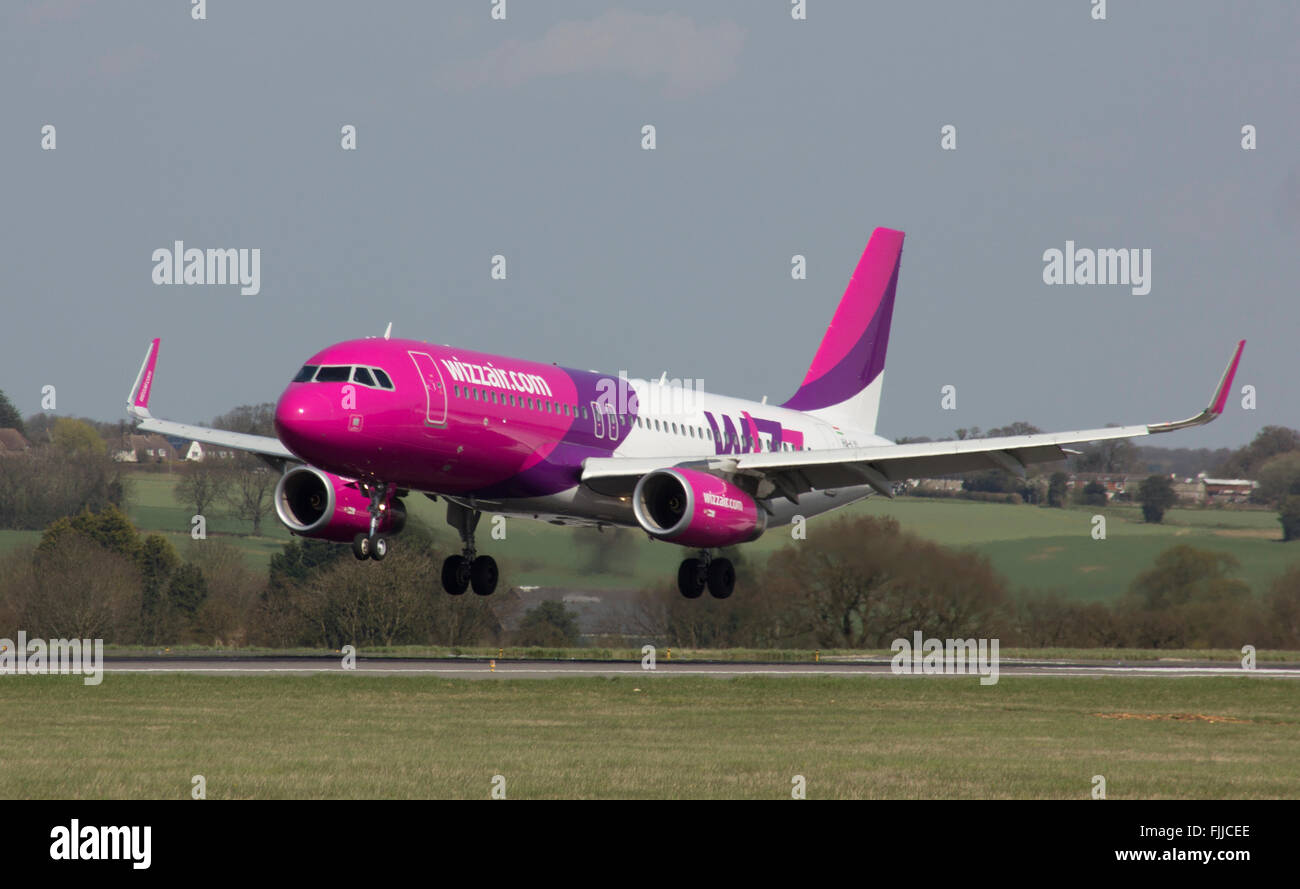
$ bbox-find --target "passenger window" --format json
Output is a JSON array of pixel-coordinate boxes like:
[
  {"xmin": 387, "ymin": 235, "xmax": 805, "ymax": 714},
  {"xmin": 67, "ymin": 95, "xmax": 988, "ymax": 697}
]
[
  {"xmin": 315, "ymin": 366, "xmax": 351, "ymax": 383},
  {"xmin": 293, "ymin": 365, "xmax": 318, "ymax": 383},
  {"xmin": 352, "ymin": 367, "xmax": 376, "ymax": 387}
]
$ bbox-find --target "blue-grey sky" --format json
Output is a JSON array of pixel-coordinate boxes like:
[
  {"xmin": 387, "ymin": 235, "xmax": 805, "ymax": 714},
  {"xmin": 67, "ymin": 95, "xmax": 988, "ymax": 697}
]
[{"xmin": 2, "ymin": 1, "xmax": 1295, "ymax": 448}]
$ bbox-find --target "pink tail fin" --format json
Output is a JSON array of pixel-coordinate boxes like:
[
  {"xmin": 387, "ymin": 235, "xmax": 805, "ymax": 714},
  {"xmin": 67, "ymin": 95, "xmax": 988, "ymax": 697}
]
[{"xmin": 782, "ymin": 228, "xmax": 905, "ymax": 432}]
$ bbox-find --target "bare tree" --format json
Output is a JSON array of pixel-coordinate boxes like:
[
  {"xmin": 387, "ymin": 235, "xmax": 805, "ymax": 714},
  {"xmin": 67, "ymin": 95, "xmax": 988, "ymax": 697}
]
[
  {"xmin": 16, "ymin": 537, "xmax": 143, "ymax": 641},
  {"xmin": 174, "ymin": 459, "xmax": 226, "ymax": 523},
  {"xmin": 223, "ymin": 455, "xmax": 275, "ymax": 535}
]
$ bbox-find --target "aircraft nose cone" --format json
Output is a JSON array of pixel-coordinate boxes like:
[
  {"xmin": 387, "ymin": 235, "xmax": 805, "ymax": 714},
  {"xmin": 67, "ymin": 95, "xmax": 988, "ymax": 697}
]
[{"xmin": 275, "ymin": 387, "xmax": 336, "ymax": 456}]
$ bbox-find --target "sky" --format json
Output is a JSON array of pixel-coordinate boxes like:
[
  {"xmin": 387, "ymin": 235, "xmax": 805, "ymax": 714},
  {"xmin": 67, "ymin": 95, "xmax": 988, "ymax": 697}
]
[{"xmin": 2, "ymin": 0, "xmax": 1296, "ymax": 448}]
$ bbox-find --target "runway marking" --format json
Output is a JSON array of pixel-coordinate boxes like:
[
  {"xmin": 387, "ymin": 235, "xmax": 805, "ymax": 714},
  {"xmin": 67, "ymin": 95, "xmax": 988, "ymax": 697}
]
[{"xmin": 94, "ymin": 663, "xmax": 1300, "ymax": 678}]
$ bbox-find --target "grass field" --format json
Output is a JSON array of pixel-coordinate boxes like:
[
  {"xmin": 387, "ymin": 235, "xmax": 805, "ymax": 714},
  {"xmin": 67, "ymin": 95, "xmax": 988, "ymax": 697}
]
[
  {"xmin": 96, "ymin": 644, "xmax": 1300, "ymax": 663},
  {"xmin": 2, "ymin": 674, "xmax": 1296, "ymax": 799},
  {"xmin": 408, "ymin": 489, "xmax": 1298, "ymax": 601},
  {"xmin": 4, "ymin": 468, "xmax": 1297, "ymax": 601}
]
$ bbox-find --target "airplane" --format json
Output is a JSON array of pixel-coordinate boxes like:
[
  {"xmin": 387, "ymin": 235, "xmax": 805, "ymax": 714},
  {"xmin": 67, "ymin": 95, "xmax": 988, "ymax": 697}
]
[{"xmin": 124, "ymin": 227, "xmax": 1245, "ymax": 599}]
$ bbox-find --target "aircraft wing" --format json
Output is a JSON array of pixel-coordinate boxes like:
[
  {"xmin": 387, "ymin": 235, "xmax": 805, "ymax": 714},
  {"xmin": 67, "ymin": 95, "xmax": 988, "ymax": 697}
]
[
  {"xmin": 126, "ymin": 338, "xmax": 296, "ymax": 465},
  {"xmin": 581, "ymin": 340, "xmax": 1245, "ymax": 501}
]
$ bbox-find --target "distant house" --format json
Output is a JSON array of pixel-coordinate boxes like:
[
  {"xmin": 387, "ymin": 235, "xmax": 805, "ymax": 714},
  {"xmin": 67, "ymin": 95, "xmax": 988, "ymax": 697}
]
[
  {"xmin": 113, "ymin": 433, "xmax": 178, "ymax": 463},
  {"xmin": 908, "ymin": 478, "xmax": 963, "ymax": 493},
  {"xmin": 1067, "ymin": 473, "xmax": 1133, "ymax": 499},
  {"xmin": 0, "ymin": 428, "xmax": 29, "ymax": 456},
  {"xmin": 184, "ymin": 441, "xmax": 236, "ymax": 461},
  {"xmin": 1201, "ymin": 478, "xmax": 1256, "ymax": 504}
]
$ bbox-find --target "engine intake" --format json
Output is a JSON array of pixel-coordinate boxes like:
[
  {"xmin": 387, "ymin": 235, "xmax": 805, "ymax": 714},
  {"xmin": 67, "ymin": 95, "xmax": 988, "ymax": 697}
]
[
  {"xmin": 632, "ymin": 468, "xmax": 765, "ymax": 548},
  {"xmin": 274, "ymin": 465, "xmax": 405, "ymax": 542}
]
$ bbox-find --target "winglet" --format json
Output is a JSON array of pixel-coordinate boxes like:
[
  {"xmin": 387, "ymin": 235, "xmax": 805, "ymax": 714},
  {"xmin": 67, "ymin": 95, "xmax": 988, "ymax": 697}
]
[
  {"xmin": 1147, "ymin": 340, "xmax": 1245, "ymax": 433},
  {"xmin": 126, "ymin": 338, "xmax": 161, "ymax": 419}
]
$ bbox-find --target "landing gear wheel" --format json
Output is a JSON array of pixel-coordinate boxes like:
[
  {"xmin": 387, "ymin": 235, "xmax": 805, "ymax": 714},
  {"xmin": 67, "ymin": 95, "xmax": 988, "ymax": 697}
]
[
  {"xmin": 369, "ymin": 536, "xmax": 388, "ymax": 561},
  {"xmin": 470, "ymin": 555, "xmax": 498, "ymax": 596},
  {"xmin": 677, "ymin": 558, "xmax": 705, "ymax": 599},
  {"xmin": 441, "ymin": 555, "xmax": 469, "ymax": 595},
  {"xmin": 707, "ymin": 558, "xmax": 735, "ymax": 599},
  {"xmin": 352, "ymin": 533, "xmax": 371, "ymax": 561}
]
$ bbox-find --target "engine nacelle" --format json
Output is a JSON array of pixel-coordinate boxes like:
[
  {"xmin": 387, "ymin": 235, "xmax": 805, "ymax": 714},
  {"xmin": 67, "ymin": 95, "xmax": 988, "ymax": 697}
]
[
  {"xmin": 274, "ymin": 465, "xmax": 406, "ymax": 543},
  {"xmin": 632, "ymin": 468, "xmax": 766, "ymax": 548}
]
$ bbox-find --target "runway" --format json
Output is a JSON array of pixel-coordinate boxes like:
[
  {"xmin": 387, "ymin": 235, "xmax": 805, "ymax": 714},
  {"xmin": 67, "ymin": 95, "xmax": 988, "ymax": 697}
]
[{"xmin": 98, "ymin": 656, "xmax": 1300, "ymax": 679}]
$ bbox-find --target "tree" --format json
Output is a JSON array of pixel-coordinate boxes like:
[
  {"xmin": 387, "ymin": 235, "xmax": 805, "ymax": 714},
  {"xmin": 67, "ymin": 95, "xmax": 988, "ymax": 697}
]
[
  {"xmin": 758, "ymin": 515, "xmax": 1009, "ymax": 648},
  {"xmin": 1217, "ymin": 426, "xmax": 1300, "ymax": 477},
  {"xmin": 986, "ymin": 421, "xmax": 1042, "ymax": 437},
  {"xmin": 1263, "ymin": 565, "xmax": 1300, "ymax": 648},
  {"xmin": 212, "ymin": 403, "xmax": 276, "ymax": 436},
  {"xmin": 1137, "ymin": 474, "xmax": 1177, "ymax": 523},
  {"xmin": 18, "ymin": 536, "xmax": 143, "ymax": 641},
  {"xmin": 0, "ymin": 390, "xmax": 24, "ymax": 435},
  {"xmin": 1080, "ymin": 481, "xmax": 1108, "ymax": 507},
  {"xmin": 138, "ymin": 534, "xmax": 181, "ymax": 643},
  {"xmin": 1047, "ymin": 472, "xmax": 1069, "ymax": 507},
  {"xmin": 1120, "ymin": 545, "xmax": 1254, "ymax": 648},
  {"xmin": 50, "ymin": 418, "xmax": 107, "ymax": 457},
  {"xmin": 1255, "ymin": 452, "xmax": 1300, "ymax": 506},
  {"xmin": 1073, "ymin": 431, "xmax": 1138, "ymax": 473},
  {"xmin": 174, "ymin": 459, "xmax": 226, "ymax": 520},
  {"xmin": 514, "ymin": 600, "xmax": 581, "ymax": 647},
  {"xmin": 223, "ymin": 455, "xmax": 275, "ymax": 535},
  {"xmin": 269, "ymin": 537, "xmax": 346, "ymax": 593},
  {"xmin": 573, "ymin": 525, "xmax": 638, "ymax": 575},
  {"xmin": 962, "ymin": 469, "xmax": 1016, "ymax": 494},
  {"xmin": 186, "ymin": 539, "xmax": 265, "ymax": 646},
  {"xmin": 168, "ymin": 563, "xmax": 209, "ymax": 623},
  {"xmin": 1280, "ymin": 495, "xmax": 1300, "ymax": 543},
  {"xmin": 38, "ymin": 505, "xmax": 140, "ymax": 559}
]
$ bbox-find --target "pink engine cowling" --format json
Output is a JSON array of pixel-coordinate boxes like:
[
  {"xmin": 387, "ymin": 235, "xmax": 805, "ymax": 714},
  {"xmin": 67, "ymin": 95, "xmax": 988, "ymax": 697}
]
[
  {"xmin": 632, "ymin": 468, "xmax": 766, "ymax": 548},
  {"xmin": 273, "ymin": 465, "xmax": 405, "ymax": 542}
]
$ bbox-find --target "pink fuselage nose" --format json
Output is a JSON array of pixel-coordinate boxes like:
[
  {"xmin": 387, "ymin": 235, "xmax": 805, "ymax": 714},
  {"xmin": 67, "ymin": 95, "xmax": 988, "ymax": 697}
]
[{"xmin": 275, "ymin": 385, "xmax": 338, "ymax": 463}]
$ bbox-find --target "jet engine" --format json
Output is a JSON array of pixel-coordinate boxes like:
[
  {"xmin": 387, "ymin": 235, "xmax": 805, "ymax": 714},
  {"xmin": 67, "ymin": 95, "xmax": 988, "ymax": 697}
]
[
  {"xmin": 274, "ymin": 465, "xmax": 406, "ymax": 542},
  {"xmin": 632, "ymin": 468, "xmax": 766, "ymax": 548}
]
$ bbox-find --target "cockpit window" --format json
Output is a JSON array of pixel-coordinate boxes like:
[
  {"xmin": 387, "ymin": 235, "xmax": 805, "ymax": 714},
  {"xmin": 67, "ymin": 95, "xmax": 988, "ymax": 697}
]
[
  {"xmin": 372, "ymin": 368, "xmax": 394, "ymax": 390},
  {"xmin": 315, "ymin": 366, "xmax": 351, "ymax": 383},
  {"xmin": 352, "ymin": 367, "xmax": 376, "ymax": 387},
  {"xmin": 293, "ymin": 365, "xmax": 319, "ymax": 383}
]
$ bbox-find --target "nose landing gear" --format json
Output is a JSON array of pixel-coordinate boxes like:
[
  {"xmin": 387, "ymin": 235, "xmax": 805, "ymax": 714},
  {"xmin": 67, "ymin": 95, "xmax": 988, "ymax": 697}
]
[
  {"xmin": 441, "ymin": 501, "xmax": 498, "ymax": 595},
  {"xmin": 353, "ymin": 482, "xmax": 393, "ymax": 561}
]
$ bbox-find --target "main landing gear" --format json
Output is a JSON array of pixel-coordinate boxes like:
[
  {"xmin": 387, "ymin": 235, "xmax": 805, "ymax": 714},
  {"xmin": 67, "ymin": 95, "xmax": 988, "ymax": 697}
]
[
  {"xmin": 677, "ymin": 551, "xmax": 735, "ymax": 600},
  {"xmin": 352, "ymin": 482, "xmax": 392, "ymax": 562},
  {"xmin": 441, "ymin": 501, "xmax": 498, "ymax": 596}
]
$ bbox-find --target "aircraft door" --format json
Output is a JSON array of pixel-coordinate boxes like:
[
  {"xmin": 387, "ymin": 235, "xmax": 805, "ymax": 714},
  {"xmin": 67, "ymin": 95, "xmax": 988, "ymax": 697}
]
[{"xmin": 408, "ymin": 351, "xmax": 449, "ymax": 425}]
